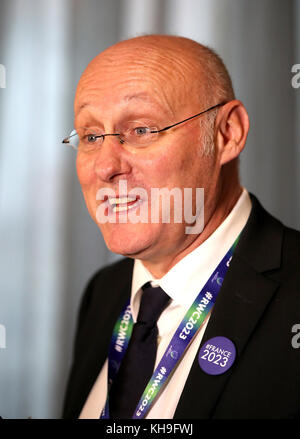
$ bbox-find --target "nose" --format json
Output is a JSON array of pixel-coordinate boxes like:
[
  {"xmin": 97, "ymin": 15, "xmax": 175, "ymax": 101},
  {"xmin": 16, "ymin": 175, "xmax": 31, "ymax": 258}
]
[{"xmin": 93, "ymin": 136, "xmax": 131, "ymax": 183}]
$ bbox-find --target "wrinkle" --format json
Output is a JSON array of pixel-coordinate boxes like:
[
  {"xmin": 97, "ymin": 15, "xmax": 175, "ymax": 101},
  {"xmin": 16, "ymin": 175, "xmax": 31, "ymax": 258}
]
[{"xmin": 75, "ymin": 35, "xmax": 213, "ymax": 122}]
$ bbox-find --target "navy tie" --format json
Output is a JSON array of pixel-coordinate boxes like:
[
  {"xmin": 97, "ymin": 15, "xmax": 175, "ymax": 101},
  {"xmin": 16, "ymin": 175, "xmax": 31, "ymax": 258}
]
[{"xmin": 109, "ymin": 283, "xmax": 170, "ymax": 418}]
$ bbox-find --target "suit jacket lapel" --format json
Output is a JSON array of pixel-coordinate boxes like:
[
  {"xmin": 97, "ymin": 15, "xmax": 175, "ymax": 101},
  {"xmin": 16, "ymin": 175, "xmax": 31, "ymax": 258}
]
[
  {"xmin": 174, "ymin": 195, "xmax": 283, "ymax": 418},
  {"xmin": 63, "ymin": 258, "xmax": 134, "ymax": 419}
]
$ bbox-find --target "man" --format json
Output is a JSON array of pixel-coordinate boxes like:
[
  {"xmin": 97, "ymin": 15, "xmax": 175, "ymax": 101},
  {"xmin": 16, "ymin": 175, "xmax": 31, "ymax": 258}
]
[{"xmin": 62, "ymin": 35, "xmax": 300, "ymax": 419}]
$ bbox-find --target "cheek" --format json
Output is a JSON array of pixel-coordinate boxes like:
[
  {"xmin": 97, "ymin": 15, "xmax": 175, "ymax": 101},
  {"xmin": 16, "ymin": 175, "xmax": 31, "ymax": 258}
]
[
  {"xmin": 76, "ymin": 154, "xmax": 96, "ymax": 186},
  {"xmin": 140, "ymin": 144, "xmax": 199, "ymax": 188}
]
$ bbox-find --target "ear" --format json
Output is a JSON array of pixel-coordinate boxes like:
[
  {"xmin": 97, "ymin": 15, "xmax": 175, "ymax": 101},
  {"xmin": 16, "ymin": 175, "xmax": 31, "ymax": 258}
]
[{"xmin": 215, "ymin": 100, "xmax": 250, "ymax": 165}]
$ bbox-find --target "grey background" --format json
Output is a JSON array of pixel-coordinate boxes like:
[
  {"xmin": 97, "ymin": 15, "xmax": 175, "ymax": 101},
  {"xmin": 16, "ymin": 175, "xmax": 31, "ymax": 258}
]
[{"xmin": 0, "ymin": 0, "xmax": 299, "ymax": 418}]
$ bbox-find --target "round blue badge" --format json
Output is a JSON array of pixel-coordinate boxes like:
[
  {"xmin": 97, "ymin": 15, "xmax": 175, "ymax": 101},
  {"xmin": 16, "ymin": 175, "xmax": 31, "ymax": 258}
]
[{"xmin": 198, "ymin": 336, "xmax": 236, "ymax": 375}]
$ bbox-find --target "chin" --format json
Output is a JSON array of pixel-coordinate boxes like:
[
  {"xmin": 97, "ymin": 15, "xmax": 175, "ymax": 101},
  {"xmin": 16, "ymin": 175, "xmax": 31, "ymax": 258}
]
[
  {"xmin": 100, "ymin": 224, "xmax": 155, "ymax": 258},
  {"xmin": 105, "ymin": 241, "xmax": 151, "ymax": 258}
]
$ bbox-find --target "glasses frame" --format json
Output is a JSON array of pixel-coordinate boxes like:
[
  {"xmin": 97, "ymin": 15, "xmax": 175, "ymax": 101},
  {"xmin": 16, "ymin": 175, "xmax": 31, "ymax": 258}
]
[{"xmin": 62, "ymin": 101, "xmax": 227, "ymax": 150}]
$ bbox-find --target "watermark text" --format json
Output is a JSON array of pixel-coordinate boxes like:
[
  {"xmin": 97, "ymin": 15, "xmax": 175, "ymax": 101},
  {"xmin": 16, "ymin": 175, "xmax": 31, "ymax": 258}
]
[
  {"xmin": 0, "ymin": 64, "xmax": 6, "ymax": 89},
  {"xmin": 291, "ymin": 64, "xmax": 300, "ymax": 89},
  {"xmin": 291, "ymin": 324, "xmax": 300, "ymax": 348},
  {"xmin": 0, "ymin": 324, "xmax": 6, "ymax": 349},
  {"xmin": 95, "ymin": 180, "xmax": 204, "ymax": 234}
]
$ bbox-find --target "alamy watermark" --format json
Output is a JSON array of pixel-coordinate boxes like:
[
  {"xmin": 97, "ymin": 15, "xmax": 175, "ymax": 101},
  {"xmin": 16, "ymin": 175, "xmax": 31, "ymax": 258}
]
[
  {"xmin": 95, "ymin": 180, "xmax": 204, "ymax": 234},
  {"xmin": 291, "ymin": 64, "xmax": 300, "ymax": 89},
  {"xmin": 291, "ymin": 324, "xmax": 300, "ymax": 349},
  {"xmin": 0, "ymin": 324, "xmax": 6, "ymax": 349},
  {"xmin": 0, "ymin": 64, "xmax": 6, "ymax": 89}
]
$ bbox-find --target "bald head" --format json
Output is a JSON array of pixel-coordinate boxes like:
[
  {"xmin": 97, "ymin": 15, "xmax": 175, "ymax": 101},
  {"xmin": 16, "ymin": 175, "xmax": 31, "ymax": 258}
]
[{"xmin": 77, "ymin": 34, "xmax": 234, "ymax": 113}]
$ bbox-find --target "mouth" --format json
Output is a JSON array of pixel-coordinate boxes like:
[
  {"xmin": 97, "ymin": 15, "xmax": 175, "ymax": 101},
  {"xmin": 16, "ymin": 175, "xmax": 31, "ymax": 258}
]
[{"xmin": 108, "ymin": 195, "xmax": 141, "ymax": 213}]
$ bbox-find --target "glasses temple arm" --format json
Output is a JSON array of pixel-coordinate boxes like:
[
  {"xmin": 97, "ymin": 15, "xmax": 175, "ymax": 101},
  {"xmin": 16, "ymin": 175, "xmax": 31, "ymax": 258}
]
[{"xmin": 152, "ymin": 101, "xmax": 227, "ymax": 134}]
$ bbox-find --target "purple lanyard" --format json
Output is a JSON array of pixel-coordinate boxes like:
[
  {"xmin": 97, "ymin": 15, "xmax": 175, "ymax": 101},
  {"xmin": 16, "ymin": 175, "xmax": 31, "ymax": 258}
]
[{"xmin": 101, "ymin": 235, "xmax": 240, "ymax": 419}]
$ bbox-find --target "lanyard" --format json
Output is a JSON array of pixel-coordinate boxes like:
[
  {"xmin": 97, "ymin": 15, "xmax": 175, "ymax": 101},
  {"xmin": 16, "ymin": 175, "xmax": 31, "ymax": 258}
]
[{"xmin": 101, "ymin": 235, "xmax": 240, "ymax": 419}]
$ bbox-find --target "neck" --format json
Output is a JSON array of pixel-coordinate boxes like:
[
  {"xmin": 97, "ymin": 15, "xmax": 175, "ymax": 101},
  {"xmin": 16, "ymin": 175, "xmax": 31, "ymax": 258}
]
[{"xmin": 142, "ymin": 174, "xmax": 242, "ymax": 278}]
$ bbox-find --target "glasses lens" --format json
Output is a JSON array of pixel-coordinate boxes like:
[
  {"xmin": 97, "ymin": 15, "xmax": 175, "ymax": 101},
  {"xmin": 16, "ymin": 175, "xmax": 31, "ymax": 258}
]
[
  {"xmin": 123, "ymin": 126, "xmax": 158, "ymax": 147},
  {"xmin": 77, "ymin": 127, "xmax": 105, "ymax": 152}
]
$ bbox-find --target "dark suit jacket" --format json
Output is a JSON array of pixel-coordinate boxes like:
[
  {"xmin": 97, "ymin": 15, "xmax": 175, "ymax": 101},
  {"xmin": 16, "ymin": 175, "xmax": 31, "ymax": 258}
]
[{"xmin": 62, "ymin": 195, "xmax": 300, "ymax": 419}]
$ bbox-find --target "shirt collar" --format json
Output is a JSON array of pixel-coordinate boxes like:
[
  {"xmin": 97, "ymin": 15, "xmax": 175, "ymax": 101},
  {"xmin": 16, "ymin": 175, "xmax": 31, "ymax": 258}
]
[{"xmin": 131, "ymin": 188, "xmax": 252, "ymax": 321}]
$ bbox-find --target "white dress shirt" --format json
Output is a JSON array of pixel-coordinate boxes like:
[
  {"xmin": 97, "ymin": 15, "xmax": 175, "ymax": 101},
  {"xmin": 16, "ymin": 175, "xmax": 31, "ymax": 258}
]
[{"xmin": 79, "ymin": 188, "xmax": 252, "ymax": 419}]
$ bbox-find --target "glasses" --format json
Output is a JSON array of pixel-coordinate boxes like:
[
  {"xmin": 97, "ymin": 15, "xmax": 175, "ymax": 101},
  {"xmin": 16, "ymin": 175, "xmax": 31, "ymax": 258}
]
[{"xmin": 62, "ymin": 101, "xmax": 226, "ymax": 152}]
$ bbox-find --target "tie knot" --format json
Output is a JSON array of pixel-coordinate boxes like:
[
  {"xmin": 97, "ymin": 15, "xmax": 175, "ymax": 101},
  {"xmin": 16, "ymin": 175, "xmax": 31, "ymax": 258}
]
[{"xmin": 137, "ymin": 284, "xmax": 170, "ymax": 324}]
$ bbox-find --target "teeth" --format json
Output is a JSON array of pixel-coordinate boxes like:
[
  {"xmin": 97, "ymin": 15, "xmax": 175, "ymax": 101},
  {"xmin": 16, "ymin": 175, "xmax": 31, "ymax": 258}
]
[
  {"xmin": 108, "ymin": 196, "xmax": 137, "ymax": 205},
  {"xmin": 113, "ymin": 201, "xmax": 138, "ymax": 212}
]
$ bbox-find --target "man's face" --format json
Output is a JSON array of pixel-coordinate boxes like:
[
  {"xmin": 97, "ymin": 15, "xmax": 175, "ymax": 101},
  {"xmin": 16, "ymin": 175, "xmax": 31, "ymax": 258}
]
[{"xmin": 74, "ymin": 47, "xmax": 220, "ymax": 267}]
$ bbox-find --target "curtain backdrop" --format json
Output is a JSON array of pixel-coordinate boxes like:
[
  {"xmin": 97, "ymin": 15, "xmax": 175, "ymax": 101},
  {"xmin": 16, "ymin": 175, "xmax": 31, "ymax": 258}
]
[{"xmin": 0, "ymin": 0, "xmax": 299, "ymax": 418}]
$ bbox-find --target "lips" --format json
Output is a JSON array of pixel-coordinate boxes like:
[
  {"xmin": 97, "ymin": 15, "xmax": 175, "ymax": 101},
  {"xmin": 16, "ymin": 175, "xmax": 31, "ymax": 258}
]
[{"xmin": 108, "ymin": 195, "xmax": 140, "ymax": 213}]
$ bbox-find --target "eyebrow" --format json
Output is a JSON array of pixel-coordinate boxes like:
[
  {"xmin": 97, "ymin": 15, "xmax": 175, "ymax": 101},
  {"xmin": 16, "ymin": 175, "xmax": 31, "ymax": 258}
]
[{"xmin": 77, "ymin": 102, "xmax": 89, "ymax": 112}]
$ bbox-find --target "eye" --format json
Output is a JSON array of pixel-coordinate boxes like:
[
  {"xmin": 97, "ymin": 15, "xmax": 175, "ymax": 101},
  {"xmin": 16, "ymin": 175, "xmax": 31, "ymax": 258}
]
[
  {"xmin": 133, "ymin": 126, "xmax": 151, "ymax": 136},
  {"xmin": 79, "ymin": 132, "xmax": 104, "ymax": 148},
  {"xmin": 122, "ymin": 124, "xmax": 158, "ymax": 146},
  {"xmin": 84, "ymin": 134, "xmax": 101, "ymax": 143}
]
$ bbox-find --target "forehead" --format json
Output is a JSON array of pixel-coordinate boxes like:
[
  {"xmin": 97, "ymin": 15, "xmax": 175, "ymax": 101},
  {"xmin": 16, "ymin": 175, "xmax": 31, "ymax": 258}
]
[
  {"xmin": 75, "ymin": 48, "xmax": 201, "ymax": 118},
  {"xmin": 77, "ymin": 78, "xmax": 171, "ymax": 113}
]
